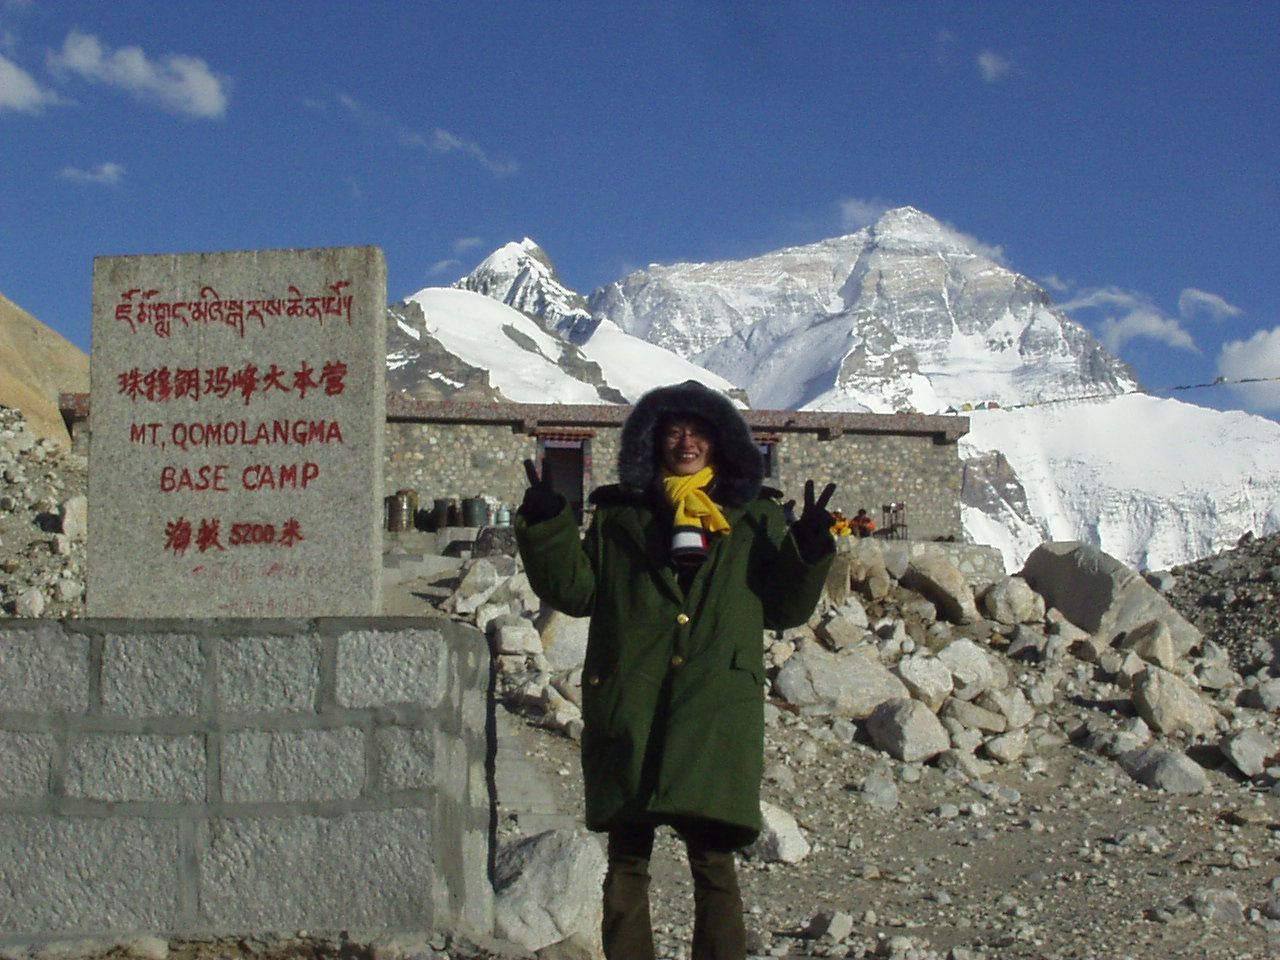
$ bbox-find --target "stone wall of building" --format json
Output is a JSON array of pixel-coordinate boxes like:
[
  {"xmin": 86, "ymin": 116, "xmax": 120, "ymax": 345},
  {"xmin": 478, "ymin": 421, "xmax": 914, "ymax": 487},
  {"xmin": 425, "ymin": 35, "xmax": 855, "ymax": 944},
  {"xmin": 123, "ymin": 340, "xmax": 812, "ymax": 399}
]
[
  {"xmin": 766, "ymin": 432, "xmax": 961, "ymax": 542},
  {"xmin": 0, "ymin": 618, "xmax": 492, "ymax": 947},
  {"xmin": 386, "ymin": 420, "xmax": 535, "ymax": 513},
  {"xmin": 386, "ymin": 420, "xmax": 963, "ymax": 541}
]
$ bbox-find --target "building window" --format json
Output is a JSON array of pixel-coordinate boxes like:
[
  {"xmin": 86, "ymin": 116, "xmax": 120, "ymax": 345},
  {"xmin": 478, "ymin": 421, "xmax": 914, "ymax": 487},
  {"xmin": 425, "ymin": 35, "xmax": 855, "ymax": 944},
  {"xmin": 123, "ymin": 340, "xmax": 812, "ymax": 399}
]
[{"xmin": 755, "ymin": 435, "xmax": 780, "ymax": 478}]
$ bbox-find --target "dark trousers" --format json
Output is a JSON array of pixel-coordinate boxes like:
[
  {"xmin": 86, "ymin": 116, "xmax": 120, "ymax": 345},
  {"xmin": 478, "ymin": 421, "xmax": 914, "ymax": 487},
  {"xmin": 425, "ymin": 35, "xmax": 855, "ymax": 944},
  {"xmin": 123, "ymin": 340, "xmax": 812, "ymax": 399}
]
[{"xmin": 602, "ymin": 819, "xmax": 747, "ymax": 960}]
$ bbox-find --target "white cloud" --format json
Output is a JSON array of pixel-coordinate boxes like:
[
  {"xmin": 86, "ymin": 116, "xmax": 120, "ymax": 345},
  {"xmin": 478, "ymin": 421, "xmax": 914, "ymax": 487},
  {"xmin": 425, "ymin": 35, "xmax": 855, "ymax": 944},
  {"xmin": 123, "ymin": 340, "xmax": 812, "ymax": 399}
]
[
  {"xmin": 1096, "ymin": 309, "xmax": 1198, "ymax": 355},
  {"xmin": 1218, "ymin": 326, "xmax": 1280, "ymax": 411},
  {"xmin": 950, "ymin": 227, "xmax": 1005, "ymax": 264},
  {"xmin": 429, "ymin": 127, "xmax": 518, "ymax": 177},
  {"xmin": 0, "ymin": 51, "xmax": 63, "ymax": 112},
  {"xmin": 839, "ymin": 197, "xmax": 889, "ymax": 230},
  {"xmin": 337, "ymin": 94, "xmax": 517, "ymax": 177},
  {"xmin": 453, "ymin": 236, "xmax": 484, "ymax": 254},
  {"xmin": 47, "ymin": 30, "xmax": 228, "ymax": 118},
  {"xmin": 1063, "ymin": 287, "xmax": 1199, "ymax": 355},
  {"xmin": 428, "ymin": 258, "xmax": 461, "ymax": 277},
  {"xmin": 1039, "ymin": 274, "xmax": 1072, "ymax": 294},
  {"xmin": 977, "ymin": 50, "xmax": 1013, "ymax": 83},
  {"xmin": 59, "ymin": 161, "xmax": 124, "ymax": 185},
  {"xmin": 1178, "ymin": 288, "xmax": 1243, "ymax": 323},
  {"xmin": 935, "ymin": 29, "xmax": 956, "ymax": 66}
]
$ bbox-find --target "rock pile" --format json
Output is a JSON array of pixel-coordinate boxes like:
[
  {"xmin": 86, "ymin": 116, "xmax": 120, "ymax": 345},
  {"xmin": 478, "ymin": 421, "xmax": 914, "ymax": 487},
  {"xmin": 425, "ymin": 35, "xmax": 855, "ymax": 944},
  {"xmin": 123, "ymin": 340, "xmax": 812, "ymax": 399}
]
[
  {"xmin": 453, "ymin": 534, "xmax": 1280, "ymax": 802},
  {"xmin": 439, "ymin": 529, "xmax": 1280, "ymax": 958},
  {"xmin": 1159, "ymin": 529, "xmax": 1280, "ymax": 675},
  {"xmin": 0, "ymin": 405, "xmax": 87, "ymax": 618}
]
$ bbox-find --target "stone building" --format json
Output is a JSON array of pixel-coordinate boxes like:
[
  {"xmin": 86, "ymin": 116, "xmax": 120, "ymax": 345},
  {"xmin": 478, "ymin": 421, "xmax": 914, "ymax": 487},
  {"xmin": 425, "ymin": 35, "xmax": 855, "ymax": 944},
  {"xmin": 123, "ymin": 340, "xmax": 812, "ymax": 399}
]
[
  {"xmin": 386, "ymin": 395, "xmax": 969, "ymax": 542},
  {"xmin": 60, "ymin": 392, "xmax": 970, "ymax": 541}
]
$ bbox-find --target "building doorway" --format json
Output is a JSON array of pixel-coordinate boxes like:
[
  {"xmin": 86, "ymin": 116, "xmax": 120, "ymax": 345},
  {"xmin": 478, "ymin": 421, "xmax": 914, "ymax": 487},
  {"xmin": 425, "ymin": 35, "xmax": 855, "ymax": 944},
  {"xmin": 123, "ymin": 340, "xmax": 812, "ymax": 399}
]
[{"xmin": 538, "ymin": 436, "xmax": 590, "ymax": 522}]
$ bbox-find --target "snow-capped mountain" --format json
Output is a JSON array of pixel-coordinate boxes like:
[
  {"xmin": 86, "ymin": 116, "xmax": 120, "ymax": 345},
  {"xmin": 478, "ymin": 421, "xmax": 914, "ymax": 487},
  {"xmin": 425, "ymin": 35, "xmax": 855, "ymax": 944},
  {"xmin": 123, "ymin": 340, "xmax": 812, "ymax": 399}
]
[
  {"xmin": 961, "ymin": 395, "xmax": 1280, "ymax": 571},
  {"xmin": 386, "ymin": 285, "xmax": 738, "ymax": 405},
  {"xmin": 589, "ymin": 207, "xmax": 1137, "ymax": 414},
  {"xmin": 455, "ymin": 239, "xmax": 594, "ymax": 337},
  {"xmin": 397, "ymin": 209, "xmax": 1280, "ymax": 572}
]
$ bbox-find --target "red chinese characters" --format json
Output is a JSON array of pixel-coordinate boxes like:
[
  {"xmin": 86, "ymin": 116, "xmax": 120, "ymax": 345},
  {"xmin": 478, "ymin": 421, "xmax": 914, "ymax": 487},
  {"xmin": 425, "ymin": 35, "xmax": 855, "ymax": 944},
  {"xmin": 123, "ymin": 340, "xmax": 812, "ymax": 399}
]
[
  {"xmin": 163, "ymin": 517, "xmax": 305, "ymax": 554},
  {"xmin": 118, "ymin": 359, "xmax": 348, "ymax": 404}
]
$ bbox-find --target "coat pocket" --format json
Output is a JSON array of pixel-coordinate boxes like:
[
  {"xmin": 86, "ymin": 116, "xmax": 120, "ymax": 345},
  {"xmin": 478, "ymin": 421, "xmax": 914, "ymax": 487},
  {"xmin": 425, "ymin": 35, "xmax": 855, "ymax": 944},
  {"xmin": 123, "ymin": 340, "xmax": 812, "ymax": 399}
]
[{"xmin": 728, "ymin": 646, "xmax": 765, "ymax": 701}]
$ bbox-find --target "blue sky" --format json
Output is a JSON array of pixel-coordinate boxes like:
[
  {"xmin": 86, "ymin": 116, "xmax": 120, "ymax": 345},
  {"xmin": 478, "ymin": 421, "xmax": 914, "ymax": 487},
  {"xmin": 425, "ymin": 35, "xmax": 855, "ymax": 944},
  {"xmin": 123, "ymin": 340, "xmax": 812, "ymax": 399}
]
[{"xmin": 2, "ymin": 0, "xmax": 1277, "ymax": 416}]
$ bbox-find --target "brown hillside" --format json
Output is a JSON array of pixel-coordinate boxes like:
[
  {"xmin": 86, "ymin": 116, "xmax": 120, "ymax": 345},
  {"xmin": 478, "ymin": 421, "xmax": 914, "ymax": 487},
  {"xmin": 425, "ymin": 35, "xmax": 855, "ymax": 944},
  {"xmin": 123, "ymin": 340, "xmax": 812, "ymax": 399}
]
[{"xmin": 0, "ymin": 291, "xmax": 90, "ymax": 447}]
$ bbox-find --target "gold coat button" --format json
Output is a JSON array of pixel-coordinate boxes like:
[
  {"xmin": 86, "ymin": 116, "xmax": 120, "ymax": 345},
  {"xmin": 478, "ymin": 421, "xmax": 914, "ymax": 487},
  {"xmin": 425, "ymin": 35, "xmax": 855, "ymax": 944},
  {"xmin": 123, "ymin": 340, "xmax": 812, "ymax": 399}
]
[
  {"xmin": 587, "ymin": 675, "xmax": 601, "ymax": 686},
  {"xmin": 676, "ymin": 613, "xmax": 690, "ymax": 625},
  {"xmin": 670, "ymin": 655, "xmax": 685, "ymax": 667}
]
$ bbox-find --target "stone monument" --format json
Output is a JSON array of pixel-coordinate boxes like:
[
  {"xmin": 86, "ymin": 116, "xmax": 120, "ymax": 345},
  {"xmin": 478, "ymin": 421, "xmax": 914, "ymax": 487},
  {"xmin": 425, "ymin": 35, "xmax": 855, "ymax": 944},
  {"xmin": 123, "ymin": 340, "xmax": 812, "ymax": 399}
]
[{"xmin": 88, "ymin": 246, "xmax": 386, "ymax": 617}]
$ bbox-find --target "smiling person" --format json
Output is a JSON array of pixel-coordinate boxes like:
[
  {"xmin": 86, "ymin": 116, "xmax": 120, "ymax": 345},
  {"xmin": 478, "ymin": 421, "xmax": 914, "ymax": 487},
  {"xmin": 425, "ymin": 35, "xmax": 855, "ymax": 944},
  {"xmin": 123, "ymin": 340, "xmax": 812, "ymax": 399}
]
[{"xmin": 515, "ymin": 380, "xmax": 837, "ymax": 960}]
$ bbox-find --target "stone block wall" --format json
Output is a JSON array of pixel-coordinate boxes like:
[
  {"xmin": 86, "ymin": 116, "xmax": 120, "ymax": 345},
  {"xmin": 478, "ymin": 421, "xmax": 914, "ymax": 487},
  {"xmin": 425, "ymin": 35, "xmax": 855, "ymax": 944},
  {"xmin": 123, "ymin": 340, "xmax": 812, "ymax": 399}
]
[
  {"xmin": 767, "ymin": 433, "xmax": 961, "ymax": 541},
  {"xmin": 386, "ymin": 421, "xmax": 542, "ymax": 514},
  {"xmin": 0, "ymin": 618, "xmax": 493, "ymax": 947},
  {"xmin": 386, "ymin": 420, "xmax": 963, "ymax": 541}
]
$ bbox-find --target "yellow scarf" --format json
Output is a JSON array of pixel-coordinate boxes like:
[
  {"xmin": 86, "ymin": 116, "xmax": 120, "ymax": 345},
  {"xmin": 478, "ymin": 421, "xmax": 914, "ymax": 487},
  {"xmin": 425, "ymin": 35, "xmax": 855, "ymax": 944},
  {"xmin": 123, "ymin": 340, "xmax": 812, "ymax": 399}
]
[{"xmin": 662, "ymin": 466, "xmax": 731, "ymax": 535}]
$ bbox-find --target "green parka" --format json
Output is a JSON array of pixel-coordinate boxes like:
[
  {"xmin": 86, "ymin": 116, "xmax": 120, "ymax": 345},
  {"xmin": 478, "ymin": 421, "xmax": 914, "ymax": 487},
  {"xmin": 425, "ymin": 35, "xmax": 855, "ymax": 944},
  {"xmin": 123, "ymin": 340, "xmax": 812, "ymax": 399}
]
[{"xmin": 516, "ymin": 490, "xmax": 832, "ymax": 838}]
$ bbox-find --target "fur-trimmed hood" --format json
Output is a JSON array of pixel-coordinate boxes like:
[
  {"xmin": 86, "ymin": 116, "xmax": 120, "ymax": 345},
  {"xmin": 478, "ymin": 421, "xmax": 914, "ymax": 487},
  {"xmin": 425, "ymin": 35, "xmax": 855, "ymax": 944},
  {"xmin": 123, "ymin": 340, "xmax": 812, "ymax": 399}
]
[{"xmin": 604, "ymin": 380, "xmax": 763, "ymax": 508}]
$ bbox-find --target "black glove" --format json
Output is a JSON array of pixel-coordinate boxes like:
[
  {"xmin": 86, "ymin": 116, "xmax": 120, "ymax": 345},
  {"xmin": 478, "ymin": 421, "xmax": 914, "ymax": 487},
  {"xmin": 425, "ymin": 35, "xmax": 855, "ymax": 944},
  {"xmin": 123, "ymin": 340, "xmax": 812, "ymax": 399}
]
[
  {"xmin": 519, "ymin": 458, "xmax": 565, "ymax": 524},
  {"xmin": 790, "ymin": 479, "xmax": 837, "ymax": 562}
]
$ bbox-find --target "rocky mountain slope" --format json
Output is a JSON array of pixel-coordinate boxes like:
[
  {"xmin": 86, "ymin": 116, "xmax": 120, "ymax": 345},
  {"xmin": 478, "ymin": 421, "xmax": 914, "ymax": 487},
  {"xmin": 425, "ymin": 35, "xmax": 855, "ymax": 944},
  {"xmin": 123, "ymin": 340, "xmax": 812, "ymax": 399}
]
[
  {"xmin": 387, "ymin": 248, "xmax": 739, "ymax": 405},
  {"xmin": 0, "ymin": 292, "xmax": 89, "ymax": 448}
]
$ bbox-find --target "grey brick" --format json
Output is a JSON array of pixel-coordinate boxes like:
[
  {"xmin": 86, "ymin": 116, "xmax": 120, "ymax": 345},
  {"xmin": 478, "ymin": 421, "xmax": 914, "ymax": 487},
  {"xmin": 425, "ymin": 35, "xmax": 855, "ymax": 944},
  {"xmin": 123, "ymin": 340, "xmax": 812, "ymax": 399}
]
[
  {"xmin": 66, "ymin": 734, "xmax": 205, "ymax": 803},
  {"xmin": 0, "ymin": 731, "xmax": 55, "ymax": 800},
  {"xmin": 0, "ymin": 624, "xmax": 90, "ymax": 714},
  {"xmin": 221, "ymin": 728, "xmax": 364, "ymax": 803},
  {"xmin": 199, "ymin": 809, "xmax": 434, "ymax": 931},
  {"xmin": 101, "ymin": 633, "xmax": 204, "ymax": 717},
  {"xmin": 217, "ymin": 635, "xmax": 320, "ymax": 714},
  {"xmin": 336, "ymin": 629, "xmax": 446, "ymax": 709},
  {"xmin": 377, "ymin": 726, "xmax": 436, "ymax": 792},
  {"xmin": 0, "ymin": 816, "xmax": 181, "ymax": 934}
]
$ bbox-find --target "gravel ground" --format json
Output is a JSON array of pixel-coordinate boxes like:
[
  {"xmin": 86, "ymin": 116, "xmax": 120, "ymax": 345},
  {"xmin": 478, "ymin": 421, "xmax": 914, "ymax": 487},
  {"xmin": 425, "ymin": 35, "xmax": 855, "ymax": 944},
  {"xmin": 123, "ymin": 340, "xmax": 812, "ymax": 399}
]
[
  {"xmin": 4, "ymin": 399, "xmax": 1280, "ymax": 959},
  {"xmin": 500, "ymin": 686, "xmax": 1280, "ymax": 960}
]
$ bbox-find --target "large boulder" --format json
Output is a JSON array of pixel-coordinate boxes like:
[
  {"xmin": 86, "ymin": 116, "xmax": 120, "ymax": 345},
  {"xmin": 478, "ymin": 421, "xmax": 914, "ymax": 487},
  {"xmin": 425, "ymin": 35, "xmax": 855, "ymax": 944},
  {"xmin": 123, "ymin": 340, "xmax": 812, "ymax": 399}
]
[
  {"xmin": 1220, "ymin": 729, "xmax": 1276, "ymax": 778},
  {"xmin": 979, "ymin": 575, "xmax": 1045, "ymax": 625},
  {"xmin": 1019, "ymin": 542, "xmax": 1201, "ymax": 656},
  {"xmin": 893, "ymin": 654, "xmax": 953, "ymax": 712},
  {"xmin": 816, "ymin": 607, "xmax": 868, "ymax": 650},
  {"xmin": 935, "ymin": 638, "xmax": 995, "ymax": 701},
  {"xmin": 900, "ymin": 550, "xmax": 979, "ymax": 624},
  {"xmin": 1117, "ymin": 620, "xmax": 1181, "ymax": 672},
  {"xmin": 772, "ymin": 644, "xmax": 908, "ymax": 718},
  {"xmin": 748, "ymin": 801, "xmax": 810, "ymax": 863},
  {"xmin": 1131, "ymin": 667, "xmax": 1220, "ymax": 738},
  {"xmin": 494, "ymin": 829, "xmax": 606, "ymax": 955},
  {"xmin": 536, "ymin": 608, "xmax": 590, "ymax": 672},
  {"xmin": 1118, "ymin": 746, "xmax": 1209, "ymax": 794},
  {"xmin": 866, "ymin": 698, "xmax": 950, "ymax": 763}
]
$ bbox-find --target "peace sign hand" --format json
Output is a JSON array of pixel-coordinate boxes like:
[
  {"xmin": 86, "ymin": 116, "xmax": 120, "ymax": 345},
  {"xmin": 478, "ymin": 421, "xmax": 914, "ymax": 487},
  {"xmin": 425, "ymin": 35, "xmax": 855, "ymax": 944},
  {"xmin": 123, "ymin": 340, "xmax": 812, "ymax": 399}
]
[
  {"xmin": 790, "ymin": 479, "xmax": 838, "ymax": 561},
  {"xmin": 519, "ymin": 458, "xmax": 565, "ymax": 524}
]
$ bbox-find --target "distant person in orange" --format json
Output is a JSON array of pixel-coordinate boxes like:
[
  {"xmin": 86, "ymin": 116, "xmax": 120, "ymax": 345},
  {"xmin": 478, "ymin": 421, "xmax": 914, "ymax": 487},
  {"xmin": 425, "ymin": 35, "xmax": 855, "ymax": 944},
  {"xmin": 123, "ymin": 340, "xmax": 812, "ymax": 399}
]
[{"xmin": 851, "ymin": 508, "xmax": 877, "ymax": 537}]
